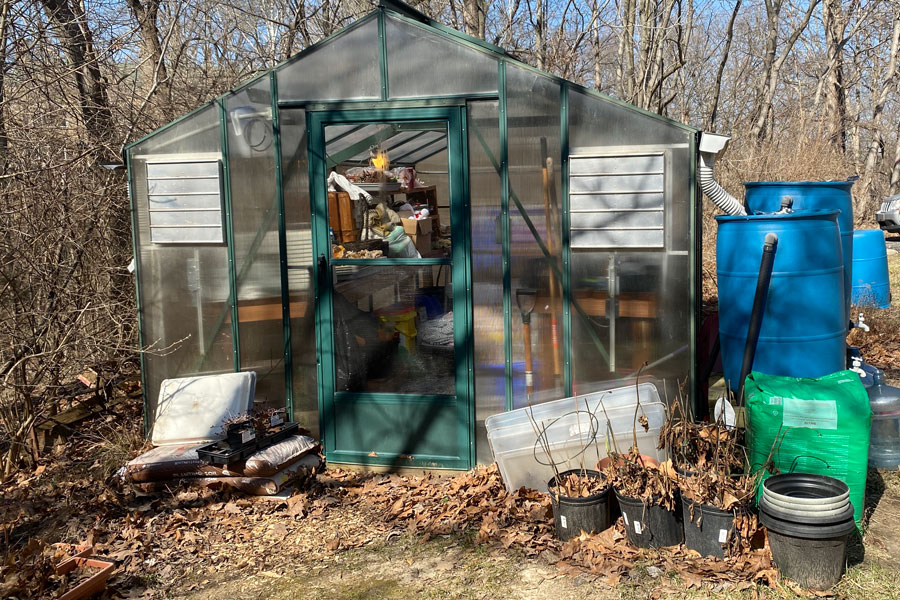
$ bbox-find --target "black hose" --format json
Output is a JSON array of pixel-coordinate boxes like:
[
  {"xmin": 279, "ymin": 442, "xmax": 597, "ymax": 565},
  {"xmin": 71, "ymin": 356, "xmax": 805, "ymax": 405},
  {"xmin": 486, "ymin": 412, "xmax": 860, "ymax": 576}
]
[{"xmin": 737, "ymin": 233, "xmax": 778, "ymax": 404}]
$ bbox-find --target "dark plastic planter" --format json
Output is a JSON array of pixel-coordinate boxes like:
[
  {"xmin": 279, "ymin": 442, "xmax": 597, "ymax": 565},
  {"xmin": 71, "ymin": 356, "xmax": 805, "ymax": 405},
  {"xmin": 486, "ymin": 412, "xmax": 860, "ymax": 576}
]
[
  {"xmin": 760, "ymin": 509, "xmax": 856, "ymax": 591},
  {"xmin": 759, "ymin": 496, "xmax": 855, "ymax": 524},
  {"xmin": 615, "ymin": 490, "xmax": 683, "ymax": 548},
  {"xmin": 760, "ymin": 473, "xmax": 856, "ymax": 590},
  {"xmin": 225, "ymin": 422, "xmax": 256, "ymax": 448},
  {"xmin": 547, "ymin": 470, "xmax": 611, "ymax": 541},
  {"xmin": 681, "ymin": 496, "xmax": 736, "ymax": 559},
  {"xmin": 763, "ymin": 473, "xmax": 849, "ymax": 503}
]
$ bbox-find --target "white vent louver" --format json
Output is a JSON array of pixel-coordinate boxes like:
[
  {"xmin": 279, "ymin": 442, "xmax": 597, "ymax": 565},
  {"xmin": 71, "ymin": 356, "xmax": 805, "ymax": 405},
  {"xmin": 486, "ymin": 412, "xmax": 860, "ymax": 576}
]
[{"xmin": 568, "ymin": 151, "xmax": 665, "ymax": 249}]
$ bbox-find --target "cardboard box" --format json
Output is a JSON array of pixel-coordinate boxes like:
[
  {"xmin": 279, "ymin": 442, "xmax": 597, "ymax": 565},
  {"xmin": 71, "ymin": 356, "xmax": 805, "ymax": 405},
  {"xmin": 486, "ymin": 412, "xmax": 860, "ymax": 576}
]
[
  {"xmin": 401, "ymin": 217, "xmax": 432, "ymax": 255},
  {"xmin": 401, "ymin": 216, "xmax": 432, "ymax": 236},
  {"xmin": 411, "ymin": 231, "xmax": 431, "ymax": 255}
]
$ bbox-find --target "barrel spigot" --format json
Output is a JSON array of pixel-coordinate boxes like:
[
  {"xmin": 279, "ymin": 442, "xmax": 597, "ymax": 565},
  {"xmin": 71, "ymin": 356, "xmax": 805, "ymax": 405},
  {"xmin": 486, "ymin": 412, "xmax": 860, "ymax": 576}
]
[{"xmin": 854, "ymin": 312, "xmax": 870, "ymax": 332}]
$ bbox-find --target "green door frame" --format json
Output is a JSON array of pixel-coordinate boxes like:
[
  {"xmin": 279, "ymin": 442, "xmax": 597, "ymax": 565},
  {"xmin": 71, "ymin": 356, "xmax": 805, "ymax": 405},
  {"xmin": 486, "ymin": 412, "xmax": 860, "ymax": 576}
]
[{"xmin": 307, "ymin": 106, "xmax": 474, "ymax": 470}]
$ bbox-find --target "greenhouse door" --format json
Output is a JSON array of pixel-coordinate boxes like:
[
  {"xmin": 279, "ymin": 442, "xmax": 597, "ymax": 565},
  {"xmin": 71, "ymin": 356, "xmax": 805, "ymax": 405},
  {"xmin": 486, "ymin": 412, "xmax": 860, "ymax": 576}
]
[{"xmin": 307, "ymin": 107, "xmax": 473, "ymax": 470}]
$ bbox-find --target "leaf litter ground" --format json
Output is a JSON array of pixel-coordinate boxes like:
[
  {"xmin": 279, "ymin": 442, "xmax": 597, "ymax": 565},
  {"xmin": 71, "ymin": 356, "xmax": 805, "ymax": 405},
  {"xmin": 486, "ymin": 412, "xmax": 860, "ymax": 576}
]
[{"xmin": 2, "ymin": 394, "xmax": 898, "ymax": 599}]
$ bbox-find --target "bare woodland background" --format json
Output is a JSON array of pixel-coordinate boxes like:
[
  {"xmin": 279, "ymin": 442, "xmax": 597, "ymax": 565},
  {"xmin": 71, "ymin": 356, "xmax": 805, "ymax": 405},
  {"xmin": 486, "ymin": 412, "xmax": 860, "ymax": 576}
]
[{"xmin": 0, "ymin": 0, "xmax": 898, "ymax": 477}]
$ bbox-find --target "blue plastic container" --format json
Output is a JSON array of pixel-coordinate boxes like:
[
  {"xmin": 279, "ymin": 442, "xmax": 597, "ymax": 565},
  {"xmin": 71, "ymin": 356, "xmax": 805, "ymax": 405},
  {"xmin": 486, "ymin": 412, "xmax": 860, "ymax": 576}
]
[
  {"xmin": 716, "ymin": 210, "xmax": 846, "ymax": 391},
  {"xmin": 744, "ymin": 181, "xmax": 854, "ymax": 325},
  {"xmin": 851, "ymin": 229, "xmax": 891, "ymax": 309}
]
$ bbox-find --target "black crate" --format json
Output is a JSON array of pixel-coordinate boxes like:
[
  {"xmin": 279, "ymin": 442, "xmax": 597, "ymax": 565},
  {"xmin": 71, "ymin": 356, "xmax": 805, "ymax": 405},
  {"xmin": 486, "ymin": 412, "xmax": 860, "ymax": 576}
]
[
  {"xmin": 196, "ymin": 439, "xmax": 260, "ymax": 466},
  {"xmin": 197, "ymin": 422, "xmax": 301, "ymax": 466}
]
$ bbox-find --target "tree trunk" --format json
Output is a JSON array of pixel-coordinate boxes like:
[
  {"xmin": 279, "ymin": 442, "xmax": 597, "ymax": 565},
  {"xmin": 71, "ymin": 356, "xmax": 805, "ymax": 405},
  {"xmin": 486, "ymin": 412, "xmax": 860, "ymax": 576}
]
[
  {"xmin": 463, "ymin": 0, "xmax": 486, "ymax": 39},
  {"xmin": 890, "ymin": 119, "xmax": 900, "ymax": 195},
  {"xmin": 534, "ymin": 0, "xmax": 545, "ymax": 70},
  {"xmin": 749, "ymin": 0, "xmax": 820, "ymax": 141},
  {"xmin": 823, "ymin": 0, "xmax": 848, "ymax": 153},
  {"xmin": 706, "ymin": 0, "xmax": 741, "ymax": 130},
  {"xmin": 125, "ymin": 0, "xmax": 170, "ymax": 110},
  {"xmin": 616, "ymin": 0, "xmax": 636, "ymax": 101},
  {"xmin": 0, "ymin": 0, "xmax": 10, "ymax": 167},
  {"xmin": 861, "ymin": 12, "xmax": 900, "ymax": 198},
  {"xmin": 39, "ymin": 0, "xmax": 114, "ymax": 152}
]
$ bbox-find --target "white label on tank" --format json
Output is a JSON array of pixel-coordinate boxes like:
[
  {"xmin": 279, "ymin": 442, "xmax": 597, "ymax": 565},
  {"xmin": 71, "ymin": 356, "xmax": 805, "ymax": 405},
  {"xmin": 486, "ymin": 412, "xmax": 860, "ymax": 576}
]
[
  {"xmin": 718, "ymin": 529, "xmax": 728, "ymax": 543},
  {"xmin": 560, "ymin": 515, "xmax": 567, "ymax": 529},
  {"xmin": 782, "ymin": 397, "xmax": 838, "ymax": 430},
  {"xmin": 623, "ymin": 513, "xmax": 629, "ymax": 525},
  {"xmin": 634, "ymin": 520, "xmax": 642, "ymax": 534}
]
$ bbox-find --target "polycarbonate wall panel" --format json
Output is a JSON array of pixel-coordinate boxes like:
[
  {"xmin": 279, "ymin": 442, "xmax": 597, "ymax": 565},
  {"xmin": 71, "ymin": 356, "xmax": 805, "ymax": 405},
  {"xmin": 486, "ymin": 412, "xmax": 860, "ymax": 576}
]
[
  {"xmin": 276, "ymin": 17, "xmax": 381, "ymax": 102},
  {"xmin": 569, "ymin": 89, "xmax": 690, "ymax": 148},
  {"xmin": 129, "ymin": 105, "xmax": 233, "ymax": 423},
  {"xmin": 566, "ymin": 88, "xmax": 693, "ymax": 396},
  {"xmin": 225, "ymin": 79, "xmax": 285, "ymax": 409},
  {"xmin": 467, "ymin": 100, "xmax": 504, "ymax": 464},
  {"xmin": 385, "ymin": 14, "xmax": 498, "ymax": 99},
  {"xmin": 279, "ymin": 108, "xmax": 318, "ymax": 436},
  {"xmin": 506, "ymin": 66, "xmax": 564, "ymax": 407}
]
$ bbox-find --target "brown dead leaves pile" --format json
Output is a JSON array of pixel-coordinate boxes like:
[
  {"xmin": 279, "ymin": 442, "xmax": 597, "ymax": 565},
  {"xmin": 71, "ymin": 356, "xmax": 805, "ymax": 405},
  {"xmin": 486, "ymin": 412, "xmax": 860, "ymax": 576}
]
[
  {"xmin": 603, "ymin": 450, "xmax": 680, "ymax": 511},
  {"xmin": 358, "ymin": 463, "xmax": 775, "ymax": 590},
  {"xmin": 0, "ymin": 539, "xmax": 60, "ymax": 598},
  {"xmin": 354, "ymin": 465, "xmax": 555, "ymax": 551},
  {"xmin": 849, "ymin": 311, "xmax": 900, "ymax": 372},
  {"xmin": 552, "ymin": 471, "xmax": 608, "ymax": 498}
]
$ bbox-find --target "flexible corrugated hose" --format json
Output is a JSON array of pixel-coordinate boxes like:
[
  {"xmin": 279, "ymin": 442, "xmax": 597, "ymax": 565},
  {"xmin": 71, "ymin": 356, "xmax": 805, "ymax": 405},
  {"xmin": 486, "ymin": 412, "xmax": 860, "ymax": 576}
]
[{"xmin": 699, "ymin": 155, "xmax": 746, "ymax": 216}]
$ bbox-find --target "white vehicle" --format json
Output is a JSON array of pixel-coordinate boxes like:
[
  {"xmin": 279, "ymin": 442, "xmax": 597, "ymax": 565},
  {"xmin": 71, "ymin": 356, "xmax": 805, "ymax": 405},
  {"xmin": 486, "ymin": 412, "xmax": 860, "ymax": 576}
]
[{"xmin": 876, "ymin": 194, "xmax": 900, "ymax": 233}]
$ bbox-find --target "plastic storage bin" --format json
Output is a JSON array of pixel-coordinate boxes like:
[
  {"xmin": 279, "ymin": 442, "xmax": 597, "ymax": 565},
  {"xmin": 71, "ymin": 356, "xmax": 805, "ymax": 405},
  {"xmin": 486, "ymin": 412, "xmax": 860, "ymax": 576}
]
[{"xmin": 485, "ymin": 383, "xmax": 667, "ymax": 493}]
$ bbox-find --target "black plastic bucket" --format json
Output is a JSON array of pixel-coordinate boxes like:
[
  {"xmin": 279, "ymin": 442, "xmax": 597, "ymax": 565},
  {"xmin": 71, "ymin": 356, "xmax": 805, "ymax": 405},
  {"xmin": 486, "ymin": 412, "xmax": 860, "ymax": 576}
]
[
  {"xmin": 547, "ymin": 470, "xmax": 611, "ymax": 541},
  {"xmin": 760, "ymin": 501, "xmax": 856, "ymax": 590},
  {"xmin": 615, "ymin": 490, "xmax": 683, "ymax": 548},
  {"xmin": 681, "ymin": 496, "xmax": 736, "ymax": 559}
]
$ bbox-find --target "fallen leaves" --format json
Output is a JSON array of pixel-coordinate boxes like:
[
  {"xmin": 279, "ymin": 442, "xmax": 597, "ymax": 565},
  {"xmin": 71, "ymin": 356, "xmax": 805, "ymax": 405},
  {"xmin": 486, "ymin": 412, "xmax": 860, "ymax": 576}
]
[{"xmin": 354, "ymin": 463, "xmax": 777, "ymax": 592}]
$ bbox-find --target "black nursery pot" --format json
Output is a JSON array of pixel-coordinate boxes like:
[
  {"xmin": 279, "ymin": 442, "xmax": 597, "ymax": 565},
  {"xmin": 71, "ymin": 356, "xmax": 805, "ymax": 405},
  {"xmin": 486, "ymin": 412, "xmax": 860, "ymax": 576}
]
[
  {"xmin": 760, "ymin": 474, "xmax": 857, "ymax": 591},
  {"xmin": 547, "ymin": 470, "xmax": 611, "ymax": 541},
  {"xmin": 681, "ymin": 496, "xmax": 737, "ymax": 559},
  {"xmin": 224, "ymin": 421, "xmax": 256, "ymax": 448},
  {"xmin": 615, "ymin": 490, "xmax": 683, "ymax": 548},
  {"xmin": 760, "ymin": 509, "xmax": 856, "ymax": 591}
]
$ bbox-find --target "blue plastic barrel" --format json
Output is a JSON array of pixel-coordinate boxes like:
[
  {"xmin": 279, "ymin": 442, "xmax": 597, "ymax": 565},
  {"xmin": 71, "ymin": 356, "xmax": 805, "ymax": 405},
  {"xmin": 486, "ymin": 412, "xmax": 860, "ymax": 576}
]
[
  {"xmin": 744, "ymin": 181, "xmax": 854, "ymax": 325},
  {"xmin": 851, "ymin": 229, "xmax": 891, "ymax": 308},
  {"xmin": 716, "ymin": 210, "xmax": 846, "ymax": 391}
]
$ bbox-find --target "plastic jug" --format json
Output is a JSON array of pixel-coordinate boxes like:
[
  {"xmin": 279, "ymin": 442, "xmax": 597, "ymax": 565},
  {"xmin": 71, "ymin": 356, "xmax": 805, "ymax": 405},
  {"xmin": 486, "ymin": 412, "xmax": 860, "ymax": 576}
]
[{"xmin": 868, "ymin": 370, "xmax": 900, "ymax": 469}]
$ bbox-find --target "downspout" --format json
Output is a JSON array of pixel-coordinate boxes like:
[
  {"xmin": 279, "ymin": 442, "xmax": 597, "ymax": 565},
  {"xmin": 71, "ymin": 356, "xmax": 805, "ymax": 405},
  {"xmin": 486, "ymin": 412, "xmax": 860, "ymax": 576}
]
[{"xmin": 699, "ymin": 132, "xmax": 746, "ymax": 216}]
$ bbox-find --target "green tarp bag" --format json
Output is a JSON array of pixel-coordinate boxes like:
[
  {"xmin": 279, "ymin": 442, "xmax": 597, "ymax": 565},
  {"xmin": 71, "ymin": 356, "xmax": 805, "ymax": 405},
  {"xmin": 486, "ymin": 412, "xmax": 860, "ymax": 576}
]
[{"xmin": 744, "ymin": 370, "xmax": 871, "ymax": 525}]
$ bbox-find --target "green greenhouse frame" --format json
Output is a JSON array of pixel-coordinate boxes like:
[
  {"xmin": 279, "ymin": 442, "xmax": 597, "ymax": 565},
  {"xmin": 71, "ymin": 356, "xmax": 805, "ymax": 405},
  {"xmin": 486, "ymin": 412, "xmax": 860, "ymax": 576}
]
[{"xmin": 125, "ymin": 0, "xmax": 701, "ymax": 470}]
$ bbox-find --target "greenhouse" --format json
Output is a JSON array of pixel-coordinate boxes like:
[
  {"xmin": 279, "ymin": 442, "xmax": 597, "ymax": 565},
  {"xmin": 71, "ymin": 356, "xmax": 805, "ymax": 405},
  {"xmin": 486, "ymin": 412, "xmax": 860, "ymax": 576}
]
[{"xmin": 126, "ymin": 0, "xmax": 700, "ymax": 470}]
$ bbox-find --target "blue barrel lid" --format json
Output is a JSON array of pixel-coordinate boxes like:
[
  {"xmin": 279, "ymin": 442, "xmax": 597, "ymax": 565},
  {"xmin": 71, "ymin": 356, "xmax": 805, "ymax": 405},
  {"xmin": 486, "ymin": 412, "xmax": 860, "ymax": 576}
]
[
  {"xmin": 715, "ymin": 208, "xmax": 841, "ymax": 223},
  {"xmin": 744, "ymin": 180, "xmax": 854, "ymax": 189}
]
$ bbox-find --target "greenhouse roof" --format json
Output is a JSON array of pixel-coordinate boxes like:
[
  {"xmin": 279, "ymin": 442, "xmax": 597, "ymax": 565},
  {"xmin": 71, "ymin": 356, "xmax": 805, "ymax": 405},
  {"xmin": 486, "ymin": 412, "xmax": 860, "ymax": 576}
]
[{"xmin": 127, "ymin": 0, "xmax": 696, "ymax": 152}]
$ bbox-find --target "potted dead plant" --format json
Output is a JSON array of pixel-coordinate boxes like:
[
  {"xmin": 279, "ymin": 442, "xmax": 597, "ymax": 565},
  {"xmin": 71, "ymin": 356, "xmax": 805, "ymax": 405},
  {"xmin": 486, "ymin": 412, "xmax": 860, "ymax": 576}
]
[
  {"xmin": 660, "ymin": 392, "xmax": 759, "ymax": 558},
  {"xmin": 600, "ymin": 378, "xmax": 682, "ymax": 548},
  {"xmin": 527, "ymin": 401, "xmax": 612, "ymax": 541}
]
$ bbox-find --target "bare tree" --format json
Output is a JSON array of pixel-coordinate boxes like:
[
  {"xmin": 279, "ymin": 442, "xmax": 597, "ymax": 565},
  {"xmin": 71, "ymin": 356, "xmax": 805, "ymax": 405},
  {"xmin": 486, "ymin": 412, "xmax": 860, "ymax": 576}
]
[
  {"xmin": 39, "ymin": 0, "xmax": 114, "ymax": 152},
  {"xmin": 748, "ymin": 0, "xmax": 820, "ymax": 141},
  {"xmin": 125, "ymin": 0, "xmax": 171, "ymax": 113},
  {"xmin": 860, "ymin": 10, "xmax": 900, "ymax": 202},
  {"xmin": 706, "ymin": 0, "xmax": 741, "ymax": 130}
]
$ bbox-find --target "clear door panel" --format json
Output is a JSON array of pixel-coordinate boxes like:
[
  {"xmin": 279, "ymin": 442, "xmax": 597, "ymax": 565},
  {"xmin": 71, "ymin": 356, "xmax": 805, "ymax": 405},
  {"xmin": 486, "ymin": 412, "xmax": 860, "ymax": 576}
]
[
  {"xmin": 331, "ymin": 264, "xmax": 454, "ymax": 395},
  {"xmin": 323, "ymin": 121, "xmax": 451, "ymax": 260}
]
